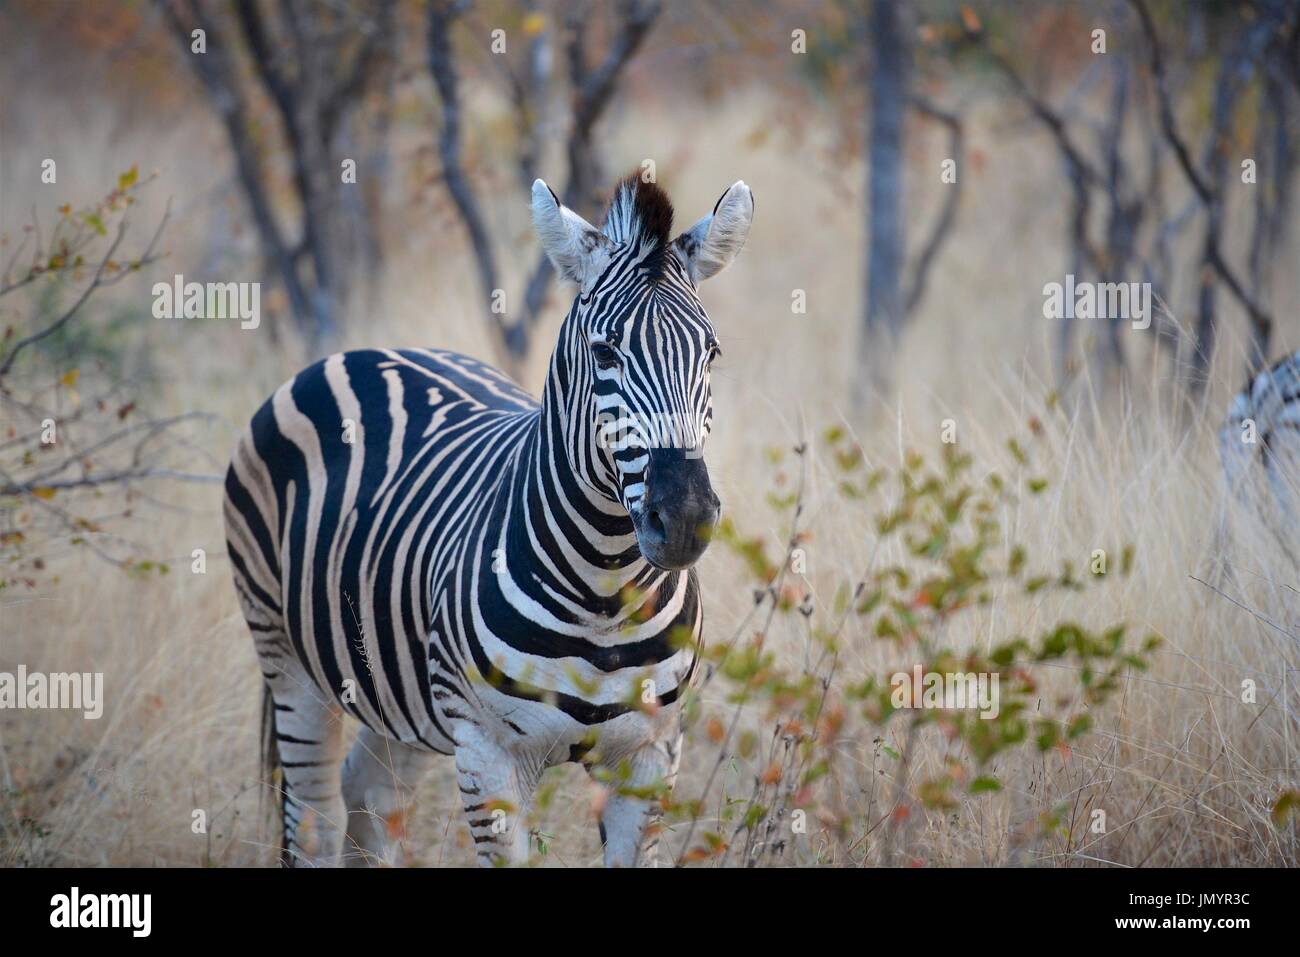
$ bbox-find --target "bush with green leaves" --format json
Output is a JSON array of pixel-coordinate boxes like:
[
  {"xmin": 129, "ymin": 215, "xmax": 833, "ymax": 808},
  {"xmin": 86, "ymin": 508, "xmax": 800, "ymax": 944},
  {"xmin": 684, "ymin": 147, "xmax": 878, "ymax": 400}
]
[{"xmin": 646, "ymin": 427, "xmax": 1162, "ymax": 867}]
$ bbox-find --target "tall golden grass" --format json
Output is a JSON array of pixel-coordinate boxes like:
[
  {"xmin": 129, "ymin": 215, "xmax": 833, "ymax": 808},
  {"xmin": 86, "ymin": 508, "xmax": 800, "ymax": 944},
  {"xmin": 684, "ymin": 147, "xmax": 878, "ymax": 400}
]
[{"xmin": 2, "ymin": 78, "xmax": 1296, "ymax": 866}]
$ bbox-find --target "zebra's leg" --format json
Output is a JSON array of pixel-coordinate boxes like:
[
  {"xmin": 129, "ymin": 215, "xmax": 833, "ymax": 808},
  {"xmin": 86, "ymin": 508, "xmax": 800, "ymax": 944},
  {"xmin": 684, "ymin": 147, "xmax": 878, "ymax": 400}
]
[
  {"xmin": 266, "ymin": 666, "xmax": 348, "ymax": 867},
  {"xmin": 341, "ymin": 726, "xmax": 439, "ymax": 867},
  {"xmin": 597, "ymin": 732, "xmax": 682, "ymax": 868},
  {"xmin": 453, "ymin": 724, "xmax": 538, "ymax": 866}
]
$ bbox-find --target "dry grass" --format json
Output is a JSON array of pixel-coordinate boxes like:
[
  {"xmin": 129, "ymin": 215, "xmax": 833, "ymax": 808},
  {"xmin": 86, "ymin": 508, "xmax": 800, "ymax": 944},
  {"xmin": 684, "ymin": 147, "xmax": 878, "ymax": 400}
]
[{"xmin": 1, "ymin": 77, "xmax": 1297, "ymax": 866}]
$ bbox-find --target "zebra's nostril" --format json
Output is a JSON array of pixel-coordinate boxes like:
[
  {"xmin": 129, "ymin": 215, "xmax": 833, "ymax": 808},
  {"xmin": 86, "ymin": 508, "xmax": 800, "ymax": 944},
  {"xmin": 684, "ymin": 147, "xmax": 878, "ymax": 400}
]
[{"xmin": 647, "ymin": 509, "xmax": 667, "ymax": 541}]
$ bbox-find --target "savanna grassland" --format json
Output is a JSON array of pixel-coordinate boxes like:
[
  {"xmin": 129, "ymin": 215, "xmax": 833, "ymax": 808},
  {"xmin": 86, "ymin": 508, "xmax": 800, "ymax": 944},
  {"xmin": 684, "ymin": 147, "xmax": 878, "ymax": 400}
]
[{"xmin": 2, "ymin": 5, "xmax": 1297, "ymax": 868}]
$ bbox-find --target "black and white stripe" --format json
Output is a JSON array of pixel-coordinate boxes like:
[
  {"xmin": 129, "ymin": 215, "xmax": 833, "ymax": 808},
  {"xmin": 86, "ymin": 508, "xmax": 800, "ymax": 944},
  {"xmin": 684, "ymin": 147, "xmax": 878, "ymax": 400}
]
[
  {"xmin": 1220, "ymin": 350, "xmax": 1300, "ymax": 555},
  {"xmin": 224, "ymin": 173, "xmax": 753, "ymax": 866}
]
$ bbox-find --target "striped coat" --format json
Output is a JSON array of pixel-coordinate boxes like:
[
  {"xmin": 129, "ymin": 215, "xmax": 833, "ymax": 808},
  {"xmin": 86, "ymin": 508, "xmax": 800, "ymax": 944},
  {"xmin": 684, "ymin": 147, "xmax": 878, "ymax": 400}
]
[
  {"xmin": 1220, "ymin": 350, "xmax": 1300, "ymax": 558},
  {"xmin": 223, "ymin": 173, "xmax": 754, "ymax": 866}
]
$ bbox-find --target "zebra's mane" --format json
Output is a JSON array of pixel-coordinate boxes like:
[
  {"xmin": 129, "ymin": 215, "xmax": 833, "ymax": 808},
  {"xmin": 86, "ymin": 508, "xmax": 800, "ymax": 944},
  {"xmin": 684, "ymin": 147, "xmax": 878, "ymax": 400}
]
[{"xmin": 601, "ymin": 173, "xmax": 675, "ymax": 278}]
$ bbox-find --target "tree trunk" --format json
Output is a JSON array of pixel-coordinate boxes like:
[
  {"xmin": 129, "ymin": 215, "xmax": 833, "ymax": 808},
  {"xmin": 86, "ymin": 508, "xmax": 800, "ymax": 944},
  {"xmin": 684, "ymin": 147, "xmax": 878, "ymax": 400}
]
[{"xmin": 856, "ymin": 0, "xmax": 911, "ymax": 410}]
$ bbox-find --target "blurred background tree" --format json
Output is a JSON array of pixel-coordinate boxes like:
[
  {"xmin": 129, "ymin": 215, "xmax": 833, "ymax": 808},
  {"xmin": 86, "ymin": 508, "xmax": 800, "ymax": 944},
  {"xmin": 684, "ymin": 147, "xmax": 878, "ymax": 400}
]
[
  {"xmin": 7, "ymin": 0, "xmax": 1299, "ymax": 412},
  {"xmin": 160, "ymin": 0, "xmax": 397, "ymax": 350},
  {"xmin": 426, "ymin": 0, "xmax": 663, "ymax": 376}
]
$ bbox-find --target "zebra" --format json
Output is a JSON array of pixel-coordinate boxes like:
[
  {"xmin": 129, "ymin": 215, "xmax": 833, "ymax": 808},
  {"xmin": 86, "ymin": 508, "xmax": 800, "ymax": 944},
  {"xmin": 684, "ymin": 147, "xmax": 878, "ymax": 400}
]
[
  {"xmin": 1218, "ymin": 350, "xmax": 1300, "ymax": 563},
  {"xmin": 223, "ymin": 172, "xmax": 754, "ymax": 866}
]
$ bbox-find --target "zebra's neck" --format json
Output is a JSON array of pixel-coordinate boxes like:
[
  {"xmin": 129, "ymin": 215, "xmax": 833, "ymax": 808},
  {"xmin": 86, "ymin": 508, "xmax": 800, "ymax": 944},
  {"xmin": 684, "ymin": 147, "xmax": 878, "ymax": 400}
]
[{"xmin": 511, "ymin": 359, "xmax": 674, "ymax": 610}]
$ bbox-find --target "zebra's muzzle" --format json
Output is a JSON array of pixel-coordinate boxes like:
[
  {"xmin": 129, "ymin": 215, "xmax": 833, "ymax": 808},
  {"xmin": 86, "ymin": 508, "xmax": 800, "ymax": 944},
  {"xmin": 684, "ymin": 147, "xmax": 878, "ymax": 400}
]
[{"xmin": 633, "ymin": 447, "xmax": 721, "ymax": 570}]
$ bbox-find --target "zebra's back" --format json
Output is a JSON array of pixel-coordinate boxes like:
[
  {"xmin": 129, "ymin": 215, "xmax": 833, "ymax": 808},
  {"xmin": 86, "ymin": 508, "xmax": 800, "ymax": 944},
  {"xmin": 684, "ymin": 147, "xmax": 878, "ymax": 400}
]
[{"xmin": 223, "ymin": 347, "xmax": 538, "ymax": 752}]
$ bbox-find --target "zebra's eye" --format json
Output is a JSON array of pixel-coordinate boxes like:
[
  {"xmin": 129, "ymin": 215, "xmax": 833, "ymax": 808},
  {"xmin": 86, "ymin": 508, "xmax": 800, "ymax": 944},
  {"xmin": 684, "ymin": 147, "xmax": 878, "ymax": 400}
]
[
  {"xmin": 706, "ymin": 341, "xmax": 722, "ymax": 364},
  {"xmin": 590, "ymin": 341, "xmax": 621, "ymax": 369}
]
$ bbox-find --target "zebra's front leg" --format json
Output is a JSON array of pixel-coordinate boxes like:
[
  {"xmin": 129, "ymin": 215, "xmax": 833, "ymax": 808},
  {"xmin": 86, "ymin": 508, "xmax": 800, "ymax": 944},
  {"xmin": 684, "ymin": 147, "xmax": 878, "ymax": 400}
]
[
  {"xmin": 454, "ymin": 724, "xmax": 538, "ymax": 866},
  {"xmin": 597, "ymin": 733, "xmax": 682, "ymax": 868},
  {"xmin": 342, "ymin": 727, "xmax": 439, "ymax": 867}
]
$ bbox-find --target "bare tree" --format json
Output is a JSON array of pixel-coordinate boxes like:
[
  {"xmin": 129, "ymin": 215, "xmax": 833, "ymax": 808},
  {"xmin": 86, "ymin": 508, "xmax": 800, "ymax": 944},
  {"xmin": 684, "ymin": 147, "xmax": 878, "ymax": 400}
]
[
  {"xmin": 994, "ymin": 43, "xmax": 1150, "ymax": 385},
  {"xmin": 1246, "ymin": 14, "xmax": 1299, "ymax": 371},
  {"xmin": 1132, "ymin": 0, "xmax": 1291, "ymax": 387},
  {"xmin": 159, "ymin": 0, "xmax": 395, "ymax": 351},
  {"xmin": 853, "ymin": 0, "xmax": 965, "ymax": 409},
  {"xmin": 963, "ymin": 0, "xmax": 1297, "ymax": 395},
  {"xmin": 856, "ymin": 0, "xmax": 910, "ymax": 406},
  {"xmin": 427, "ymin": 0, "xmax": 661, "ymax": 379}
]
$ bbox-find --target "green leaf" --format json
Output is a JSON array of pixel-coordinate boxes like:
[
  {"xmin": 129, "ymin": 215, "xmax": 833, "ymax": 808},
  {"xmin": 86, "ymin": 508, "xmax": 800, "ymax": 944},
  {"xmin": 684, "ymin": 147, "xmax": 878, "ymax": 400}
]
[
  {"xmin": 1035, "ymin": 722, "xmax": 1058, "ymax": 752},
  {"xmin": 1271, "ymin": 790, "xmax": 1300, "ymax": 827}
]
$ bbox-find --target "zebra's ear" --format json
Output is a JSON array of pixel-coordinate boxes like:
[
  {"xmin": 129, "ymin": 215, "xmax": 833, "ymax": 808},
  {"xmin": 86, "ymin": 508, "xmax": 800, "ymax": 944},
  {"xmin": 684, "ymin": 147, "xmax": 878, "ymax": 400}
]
[
  {"xmin": 531, "ymin": 179, "xmax": 612, "ymax": 286},
  {"xmin": 671, "ymin": 181, "xmax": 754, "ymax": 283}
]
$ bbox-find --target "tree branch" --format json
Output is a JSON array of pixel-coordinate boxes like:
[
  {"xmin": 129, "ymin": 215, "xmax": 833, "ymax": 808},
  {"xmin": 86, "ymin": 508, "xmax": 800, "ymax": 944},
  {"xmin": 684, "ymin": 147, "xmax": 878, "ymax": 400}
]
[
  {"xmin": 0, "ymin": 222, "xmax": 132, "ymax": 379},
  {"xmin": 159, "ymin": 0, "xmax": 314, "ymax": 331},
  {"xmin": 904, "ymin": 95, "xmax": 963, "ymax": 317},
  {"xmin": 515, "ymin": 0, "xmax": 663, "ymax": 342},
  {"xmin": 1132, "ymin": 0, "xmax": 1275, "ymax": 378},
  {"xmin": 427, "ymin": 0, "xmax": 515, "ymax": 371}
]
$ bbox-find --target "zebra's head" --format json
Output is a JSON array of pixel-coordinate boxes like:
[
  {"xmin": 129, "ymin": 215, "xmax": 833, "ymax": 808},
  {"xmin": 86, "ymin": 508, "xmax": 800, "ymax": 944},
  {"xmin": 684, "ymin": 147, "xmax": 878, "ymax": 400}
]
[{"xmin": 531, "ymin": 172, "xmax": 754, "ymax": 570}]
